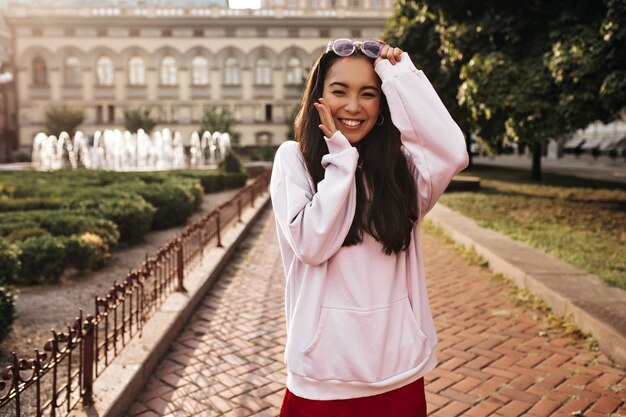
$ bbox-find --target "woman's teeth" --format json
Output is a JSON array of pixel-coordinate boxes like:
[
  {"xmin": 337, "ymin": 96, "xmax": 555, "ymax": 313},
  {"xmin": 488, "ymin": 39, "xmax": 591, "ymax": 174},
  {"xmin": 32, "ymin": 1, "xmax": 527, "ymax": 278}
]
[{"xmin": 340, "ymin": 119, "xmax": 362, "ymax": 127}]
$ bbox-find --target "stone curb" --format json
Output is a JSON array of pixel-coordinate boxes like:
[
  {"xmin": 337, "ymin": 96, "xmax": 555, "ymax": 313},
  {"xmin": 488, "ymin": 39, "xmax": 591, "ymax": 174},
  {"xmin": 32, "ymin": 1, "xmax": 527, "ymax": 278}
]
[
  {"xmin": 427, "ymin": 203, "xmax": 626, "ymax": 369},
  {"xmin": 69, "ymin": 192, "xmax": 271, "ymax": 417}
]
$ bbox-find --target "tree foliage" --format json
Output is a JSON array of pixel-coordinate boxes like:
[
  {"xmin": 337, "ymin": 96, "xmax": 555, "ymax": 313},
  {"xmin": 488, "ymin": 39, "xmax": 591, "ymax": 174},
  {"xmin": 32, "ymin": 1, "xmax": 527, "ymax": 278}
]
[
  {"xmin": 199, "ymin": 105, "xmax": 235, "ymax": 134},
  {"xmin": 123, "ymin": 106, "xmax": 158, "ymax": 134},
  {"xmin": 384, "ymin": 0, "xmax": 626, "ymax": 180},
  {"xmin": 44, "ymin": 105, "xmax": 84, "ymax": 137}
]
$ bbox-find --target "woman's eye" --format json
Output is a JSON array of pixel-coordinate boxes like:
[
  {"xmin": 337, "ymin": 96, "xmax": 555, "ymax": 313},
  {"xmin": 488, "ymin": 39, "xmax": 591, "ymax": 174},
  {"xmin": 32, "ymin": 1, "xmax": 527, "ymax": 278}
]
[
  {"xmin": 332, "ymin": 90, "xmax": 345, "ymax": 95},
  {"xmin": 362, "ymin": 93, "xmax": 377, "ymax": 98}
]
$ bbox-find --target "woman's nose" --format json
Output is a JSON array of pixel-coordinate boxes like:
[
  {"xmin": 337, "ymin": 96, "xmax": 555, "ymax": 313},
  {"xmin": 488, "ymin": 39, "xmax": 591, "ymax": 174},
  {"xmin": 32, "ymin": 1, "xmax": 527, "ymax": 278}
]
[{"xmin": 344, "ymin": 95, "xmax": 361, "ymax": 113}]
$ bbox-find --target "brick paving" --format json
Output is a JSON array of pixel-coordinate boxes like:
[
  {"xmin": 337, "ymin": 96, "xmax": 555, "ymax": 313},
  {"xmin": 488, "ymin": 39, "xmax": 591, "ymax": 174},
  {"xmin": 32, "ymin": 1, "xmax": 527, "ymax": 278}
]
[{"xmin": 127, "ymin": 208, "xmax": 625, "ymax": 417}]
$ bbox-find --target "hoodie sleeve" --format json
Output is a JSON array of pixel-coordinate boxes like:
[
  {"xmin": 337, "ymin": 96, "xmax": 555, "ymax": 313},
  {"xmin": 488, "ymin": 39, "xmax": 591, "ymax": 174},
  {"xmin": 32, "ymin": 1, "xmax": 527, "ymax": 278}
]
[
  {"xmin": 270, "ymin": 131, "xmax": 359, "ymax": 266},
  {"xmin": 375, "ymin": 52, "xmax": 469, "ymax": 216}
]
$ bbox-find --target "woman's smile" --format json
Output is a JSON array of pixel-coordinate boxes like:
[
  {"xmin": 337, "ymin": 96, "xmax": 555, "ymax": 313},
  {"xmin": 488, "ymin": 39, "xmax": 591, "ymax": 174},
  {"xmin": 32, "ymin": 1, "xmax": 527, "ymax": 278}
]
[{"xmin": 322, "ymin": 56, "xmax": 381, "ymax": 144}]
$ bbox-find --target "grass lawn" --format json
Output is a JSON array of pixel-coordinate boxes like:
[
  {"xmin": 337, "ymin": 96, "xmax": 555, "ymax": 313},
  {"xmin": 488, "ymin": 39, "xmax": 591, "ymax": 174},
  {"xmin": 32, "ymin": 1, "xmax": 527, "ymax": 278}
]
[{"xmin": 439, "ymin": 165, "xmax": 626, "ymax": 290}]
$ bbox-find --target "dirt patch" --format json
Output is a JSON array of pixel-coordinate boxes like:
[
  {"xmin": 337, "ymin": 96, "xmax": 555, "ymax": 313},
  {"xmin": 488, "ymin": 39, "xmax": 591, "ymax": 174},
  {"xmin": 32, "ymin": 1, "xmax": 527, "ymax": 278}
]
[{"xmin": 0, "ymin": 188, "xmax": 242, "ymax": 365}]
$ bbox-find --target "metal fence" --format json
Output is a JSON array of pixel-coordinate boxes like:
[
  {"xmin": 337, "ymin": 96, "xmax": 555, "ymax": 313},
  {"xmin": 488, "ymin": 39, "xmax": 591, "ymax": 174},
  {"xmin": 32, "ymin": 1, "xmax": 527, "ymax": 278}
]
[{"xmin": 0, "ymin": 171, "xmax": 271, "ymax": 417}]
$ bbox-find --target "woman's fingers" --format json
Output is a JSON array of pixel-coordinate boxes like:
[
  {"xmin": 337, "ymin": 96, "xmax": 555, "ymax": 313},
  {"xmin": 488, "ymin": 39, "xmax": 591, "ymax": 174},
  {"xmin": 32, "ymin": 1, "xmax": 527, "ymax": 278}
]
[
  {"xmin": 314, "ymin": 98, "xmax": 337, "ymax": 137},
  {"xmin": 376, "ymin": 45, "xmax": 403, "ymax": 66}
]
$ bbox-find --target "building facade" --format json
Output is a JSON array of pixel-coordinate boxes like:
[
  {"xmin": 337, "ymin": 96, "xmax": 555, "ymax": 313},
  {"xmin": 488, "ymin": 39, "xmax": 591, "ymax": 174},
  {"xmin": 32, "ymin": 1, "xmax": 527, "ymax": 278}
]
[
  {"xmin": 0, "ymin": 12, "xmax": 17, "ymax": 161},
  {"xmin": 3, "ymin": 0, "xmax": 394, "ymax": 152}
]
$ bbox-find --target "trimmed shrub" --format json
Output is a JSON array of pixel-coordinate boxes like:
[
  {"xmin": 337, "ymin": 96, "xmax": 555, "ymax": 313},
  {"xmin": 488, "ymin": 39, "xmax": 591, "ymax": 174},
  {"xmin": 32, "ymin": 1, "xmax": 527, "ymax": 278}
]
[
  {"xmin": 6, "ymin": 227, "xmax": 50, "ymax": 242},
  {"xmin": 136, "ymin": 183, "xmax": 196, "ymax": 229},
  {"xmin": 174, "ymin": 171, "xmax": 247, "ymax": 193},
  {"xmin": 0, "ymin": 239, "xmax": 21, "ymax": 283},
  {"xmin": 0, "ymin": 284, "xmax": 15, "ymax": 341},
  {"xmin": 218, "ymin": 152, "xmax": 244, "ymax": 174},
  {"xmin": 16, "ymin": 235, "xmax": 68, "ymax": 284},
  {"xmin": 65, "ymin": 234, "xmax": 108, "ymax": 271},
  {"xmin": 0, "ymin": 197, "xmax": 64, "ymax": 212},
  {"xmin": 82, "ymin": 197, "xmax": 152, "ymax": 245}
]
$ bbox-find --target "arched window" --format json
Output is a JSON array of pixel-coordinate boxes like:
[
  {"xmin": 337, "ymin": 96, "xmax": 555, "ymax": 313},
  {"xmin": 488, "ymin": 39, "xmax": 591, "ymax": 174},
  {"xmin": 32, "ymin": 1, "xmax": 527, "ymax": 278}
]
[
  {"xmin": 160, "ymin": 56, "xmax": 177, "ymax": 86},
  {"xmin": 224, "ymin": 57, "xmax": 240, "ymax": 85},
  {"xmin": 191, "ymin": 56, "xmax": 209, "ymax": 85},
  {"xmin": 128, "ymin": 56, "xmax": 145, "ymax": 85},
  {"xmin": 286, "ymin": 57, "xmax": 303, "ymax": 85},
  {"xmin": 64, "ymin": 56, "xmax": 81, "ymax": 85},
  {"xmin": 255, "ymin": 58, "xmax": 272, "ymax": 85},
  {"xmin": 96, "ymin": 56, "xmax": 114, "ymax": 86},
  {"xmin": 32, "ymin": 57, "xmax": 47, "ymax": 86}
]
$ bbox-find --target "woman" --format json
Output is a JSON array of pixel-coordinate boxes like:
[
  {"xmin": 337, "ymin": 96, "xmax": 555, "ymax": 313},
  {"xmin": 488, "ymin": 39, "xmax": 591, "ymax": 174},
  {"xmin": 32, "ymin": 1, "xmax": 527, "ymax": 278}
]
[{"xmin": 270, "ymin": 39, "xmax": 468, "ymax": 416}]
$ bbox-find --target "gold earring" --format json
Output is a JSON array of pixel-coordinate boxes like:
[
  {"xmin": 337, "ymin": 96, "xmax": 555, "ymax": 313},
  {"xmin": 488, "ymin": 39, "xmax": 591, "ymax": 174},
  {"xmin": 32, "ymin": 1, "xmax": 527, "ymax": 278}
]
[{"xmin": 376, "ymin": 114, "xmax": 384, "ymax": 126}]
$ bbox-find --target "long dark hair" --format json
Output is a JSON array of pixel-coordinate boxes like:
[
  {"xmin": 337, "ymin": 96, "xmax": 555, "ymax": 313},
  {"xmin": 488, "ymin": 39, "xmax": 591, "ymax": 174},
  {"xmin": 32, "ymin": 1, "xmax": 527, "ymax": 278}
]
[{"xmin": 294, "ymin": 49, "xmax": 418, "ymax": 255}]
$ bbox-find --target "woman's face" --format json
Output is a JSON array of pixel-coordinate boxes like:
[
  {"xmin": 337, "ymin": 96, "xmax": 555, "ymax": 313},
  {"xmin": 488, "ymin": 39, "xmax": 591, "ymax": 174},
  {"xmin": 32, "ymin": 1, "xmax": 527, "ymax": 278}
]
[{"xmin": 322, "ymin": 55, "xmax": 381, "ymax": 145}]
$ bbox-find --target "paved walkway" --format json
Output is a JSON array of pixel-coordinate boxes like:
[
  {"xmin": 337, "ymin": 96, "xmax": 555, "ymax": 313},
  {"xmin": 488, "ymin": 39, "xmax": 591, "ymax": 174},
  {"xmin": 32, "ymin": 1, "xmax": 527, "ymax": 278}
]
[{"xmin": 126, "ymin": 209, "xmax": 625, "ymax": 417}]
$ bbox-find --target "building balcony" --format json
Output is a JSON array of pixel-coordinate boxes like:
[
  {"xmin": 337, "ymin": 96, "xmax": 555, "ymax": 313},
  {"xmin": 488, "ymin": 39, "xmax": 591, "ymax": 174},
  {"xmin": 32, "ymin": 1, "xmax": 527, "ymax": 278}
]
[
  {"xmin": 94, "ymin": 85, "xmax": 115, "ymax": 99},
  {"xmin": 62, "ymin": 85, "xmax": 83, "ymax": 99},
  {"xmin": 28, "ymin": 85, "xmax": 51, "ymax": 100},
  {"xmin": 158, "ymin": 85, "xmax": 180, "ymax": 99},
  {"xmin": 253, "ymin": 84, "xmax": 274, "ymax": 99},
  {"xmin": 126, "ymin": 85, "xmax": 147, "ymax": 99},
  {"xmin": 221, "ymin": 84, "xmax": 242, "ymax": 99},
  {"xmin": 284, "ymin": 84, "xmax": 304, "ymax": 99},
  {"xmin": 190, "ymin": 85, "xmax": 211, "ymax": 99}
]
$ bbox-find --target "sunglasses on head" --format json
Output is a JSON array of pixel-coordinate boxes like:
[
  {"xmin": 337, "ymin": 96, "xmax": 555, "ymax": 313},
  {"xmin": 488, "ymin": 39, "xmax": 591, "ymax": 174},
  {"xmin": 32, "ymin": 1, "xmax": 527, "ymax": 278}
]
[{"xmin": 326, "ymin": 38, "xmax": 385, "ymax": 59}]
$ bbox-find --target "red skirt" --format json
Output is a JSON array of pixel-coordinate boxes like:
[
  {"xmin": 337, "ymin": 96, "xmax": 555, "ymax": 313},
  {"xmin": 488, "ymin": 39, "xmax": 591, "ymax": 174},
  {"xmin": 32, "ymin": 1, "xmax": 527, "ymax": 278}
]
[{"xmin": 280, "ymin": 378, "xmax": 426, "ymax": 417}]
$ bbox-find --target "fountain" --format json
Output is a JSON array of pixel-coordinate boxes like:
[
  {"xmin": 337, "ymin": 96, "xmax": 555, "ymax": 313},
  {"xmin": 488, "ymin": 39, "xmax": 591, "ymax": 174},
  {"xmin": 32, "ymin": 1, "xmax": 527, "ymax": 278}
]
[{"xmin": 31, "ymin": 129, "xmax": 231, "ymax": 171}]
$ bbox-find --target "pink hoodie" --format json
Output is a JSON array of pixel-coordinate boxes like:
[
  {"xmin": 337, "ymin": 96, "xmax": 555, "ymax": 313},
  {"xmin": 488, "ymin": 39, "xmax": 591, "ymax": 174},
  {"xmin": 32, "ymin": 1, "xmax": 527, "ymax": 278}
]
[{"xmin": 270, "ymin": 53, "xmax": 469, "ymax": 400}]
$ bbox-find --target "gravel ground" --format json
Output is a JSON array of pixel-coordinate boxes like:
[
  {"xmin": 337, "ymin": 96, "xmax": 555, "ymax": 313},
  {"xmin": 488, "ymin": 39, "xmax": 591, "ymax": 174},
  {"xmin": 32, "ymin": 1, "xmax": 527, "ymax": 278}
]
[{"xmin": 0, "ymin": 187, "xmax": 242, "ymax": 366}]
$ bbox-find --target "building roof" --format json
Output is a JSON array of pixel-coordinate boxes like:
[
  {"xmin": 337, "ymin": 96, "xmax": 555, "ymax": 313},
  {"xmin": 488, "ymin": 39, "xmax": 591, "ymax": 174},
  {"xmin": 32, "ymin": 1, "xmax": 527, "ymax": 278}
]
[{"xmin": 8, "ymin": 0, "xmax": 228, "ymax": 5}]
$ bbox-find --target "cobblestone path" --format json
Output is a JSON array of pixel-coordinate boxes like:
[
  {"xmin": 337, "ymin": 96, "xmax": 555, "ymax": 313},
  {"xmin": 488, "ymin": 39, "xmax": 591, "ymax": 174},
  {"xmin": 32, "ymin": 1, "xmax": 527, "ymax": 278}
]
[{"xmin": 127, "ymin": 209, "xmax": 625, "ymax": 417}]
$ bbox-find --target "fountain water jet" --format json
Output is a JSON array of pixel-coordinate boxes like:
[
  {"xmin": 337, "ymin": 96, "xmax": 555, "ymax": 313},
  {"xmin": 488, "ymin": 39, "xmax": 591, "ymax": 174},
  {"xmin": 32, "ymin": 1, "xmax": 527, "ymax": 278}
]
[{"xmin": 31, "ymin": 129, "xmax": 231, "ymax": 171}]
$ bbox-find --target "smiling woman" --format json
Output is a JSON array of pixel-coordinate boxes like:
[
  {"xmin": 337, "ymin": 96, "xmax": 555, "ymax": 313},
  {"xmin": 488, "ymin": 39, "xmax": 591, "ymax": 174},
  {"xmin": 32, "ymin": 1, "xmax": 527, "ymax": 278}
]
[{"xmin": 270, "ymin": 39, "xmax": 469, "ymax": 416}]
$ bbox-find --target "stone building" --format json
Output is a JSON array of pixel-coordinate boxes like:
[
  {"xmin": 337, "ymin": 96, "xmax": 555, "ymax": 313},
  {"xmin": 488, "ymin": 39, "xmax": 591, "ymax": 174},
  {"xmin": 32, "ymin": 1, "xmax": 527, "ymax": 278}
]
[
  {"xmin": 0, "ymin": 12, "xmax": 17, "ymax": 161},
  {"xmin": 2, "ymin": 0, "xmax": 393, "ymax": 153}
]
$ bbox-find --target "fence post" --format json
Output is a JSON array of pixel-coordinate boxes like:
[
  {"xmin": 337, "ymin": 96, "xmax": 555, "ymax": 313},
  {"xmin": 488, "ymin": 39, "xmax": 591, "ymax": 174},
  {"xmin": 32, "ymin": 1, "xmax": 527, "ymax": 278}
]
[
  {"xmin": 249, "ymin": 188, "xmax": 255, "ymax": 208},
  {"xmin": 176, "ymin": 238, "xmax": 186, "ymax": 292},
  {"xmin": 216, "ymin": 210, "xmax": 223, "ymax": 248},
  {"xmin": 237, "ymin": 196, "xmax": 242, "ymax": 223},
  {"xmin": 82, "ymin": 315, "xmax": 95, "ymax": 406}
]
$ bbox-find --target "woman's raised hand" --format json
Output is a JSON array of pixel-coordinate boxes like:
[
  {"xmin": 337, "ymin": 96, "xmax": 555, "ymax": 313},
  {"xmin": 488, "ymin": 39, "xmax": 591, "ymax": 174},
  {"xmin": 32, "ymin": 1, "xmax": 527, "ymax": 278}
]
[
  {"xmin": 313, "ymin": 97, "xmax": 338, "ymax": 138},
  {"xmin": 375, "ymin": 44, "xmax": 403, "ymax": 67}
]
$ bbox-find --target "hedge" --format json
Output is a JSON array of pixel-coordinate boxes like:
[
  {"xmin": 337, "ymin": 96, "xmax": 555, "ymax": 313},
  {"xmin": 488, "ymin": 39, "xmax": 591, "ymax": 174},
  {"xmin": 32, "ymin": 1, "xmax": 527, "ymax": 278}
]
[
  {"xmin": 0, "ymin": 238, "xmax": 20, "ymax": 283},
  {"xmin": 0, "ymin": 283, "xmax": 15, "ymax": 342},
  {"xmin": 0, "ymin": 168, "xmax": 248, "ymax": 283}
]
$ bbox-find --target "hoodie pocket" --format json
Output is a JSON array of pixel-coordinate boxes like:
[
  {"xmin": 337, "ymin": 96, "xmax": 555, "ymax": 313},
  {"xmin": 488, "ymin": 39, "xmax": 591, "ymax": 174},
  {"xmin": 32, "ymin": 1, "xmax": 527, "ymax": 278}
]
[{"xmin": 300, "ymin": 297, "xmax": 428, "ymax": 383}]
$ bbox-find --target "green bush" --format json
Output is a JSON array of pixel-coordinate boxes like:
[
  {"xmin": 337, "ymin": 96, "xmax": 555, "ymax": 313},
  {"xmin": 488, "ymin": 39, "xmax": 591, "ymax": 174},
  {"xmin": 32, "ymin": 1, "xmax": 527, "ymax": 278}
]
[
  {"xmin": 260, "ymin": 144, "xmax": 277, "ymax": 161},
  {"xmin": 218, "ymin": 152, "xmax": 244, "ymax": 174},
  {"xmin": 136, "ymin": 182, "xmax": 196, "ymax": 229},
  {"xmin": 0, "ymin": 197, "xmax": 64, "ymax": 212},
  {"xmin": 0, "ymin": 210, "xmax": 120, "ymax": 247},
  {"xmin": 16, "ymin": 235, "xmax": 68, "ymax": 284},
  {"xmin": 174, "ymin": 171, "xmax": 248, "ymax": 193},
  {"xmin": 0, "ymin": 284, "xmax": 15, "ymax": 341},
  {"xmin": 6, "ymin": 227, "xmax": 50, "ymax": 242},
  {"xmin": 0, "ymin": 239, "xmax": 21, "ymax": 283},
  {"xmin": 78, "ymin": 197, "xmax": 152, "ymax": 245},
  {"xmin": 65, "ymin": 234, "xmax": 108, "ymax": 271}
]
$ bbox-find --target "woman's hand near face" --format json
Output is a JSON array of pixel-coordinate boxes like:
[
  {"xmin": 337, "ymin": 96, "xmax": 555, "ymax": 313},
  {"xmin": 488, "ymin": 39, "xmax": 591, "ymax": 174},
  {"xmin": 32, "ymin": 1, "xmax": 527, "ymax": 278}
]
[
  {"xmin": 314, "ymin": 97, "xmax": 338, "ymax": 138},
  {"xmin": 375, "ymin": 44, "xmax": 403, "ymax": 67}
]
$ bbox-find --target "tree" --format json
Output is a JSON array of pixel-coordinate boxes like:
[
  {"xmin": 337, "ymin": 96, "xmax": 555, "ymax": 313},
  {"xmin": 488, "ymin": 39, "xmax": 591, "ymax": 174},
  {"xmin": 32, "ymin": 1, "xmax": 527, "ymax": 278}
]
[
  {"xmin": 384, "ymin": 0, "xmax": 474, "ymax": 167},
  {"xmin": 44, "ymin": 105, "xmax": 84, "ymax": 137},
  {"xmin": 123, "ymin": 106, "xmax": 157, "ymax": 134},
  {"xmin": 385, "ymin": 0, "xmax": 626, "ymax": 181},
  {"xmin": 546, "ymin": 0, "xmax": 626, "ymax": 130},
  {"xmin": 199, "ymin": 105, "xmax": 235, "ymax": 134}
]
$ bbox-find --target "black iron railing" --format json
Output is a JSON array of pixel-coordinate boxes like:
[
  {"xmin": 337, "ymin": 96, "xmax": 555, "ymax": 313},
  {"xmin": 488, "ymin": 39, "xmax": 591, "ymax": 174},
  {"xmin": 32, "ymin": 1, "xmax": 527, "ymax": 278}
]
[{"xmin": 0, "ymin": 171, "xmax": 270, "ymax": 417}]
